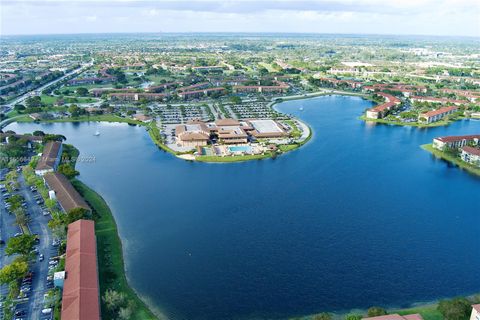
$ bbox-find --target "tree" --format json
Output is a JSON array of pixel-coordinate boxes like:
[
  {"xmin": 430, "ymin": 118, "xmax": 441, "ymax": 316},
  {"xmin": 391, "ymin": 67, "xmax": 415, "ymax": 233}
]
[
  {"xmin": 57, "ymin": 163, "xmax": 79, "ymax": 179},
  {"xmin": 14, "ymin": 104, "xmax": 26, "ymax": 113},
  {"xmin": 76, "ymin": 87, "xmax": 89, "ymax": 96},
  {"xmin": 230, "ymin": 96, "xmax": 242, "ymax": 105},
  {"xmin": 118, "ymin": 306, "xmax": 133, "ymax": 320},
  {"xmin": 437, "ymin": 297, "xmax": 471, "ymax": 320},
  {"xmin": 26, "ymin": 96, "xmax": 42, "ymax": 108},
  {"xmin": 313, "ymin": 313, "xmax": 332, "ymax": 320},
  {"xmin": 345, "ymin": 314, "xmax": 362, "ymax": 320},
  {"xmin": 14, "ymin": 209, "xmax": 30, "ymax": 227},
  {"xmin": 0, "ymin": 259, "xmax": 28, "ymax": 284},
  {"xmin": 65, "ymin": 208, "xmax": 91, "ymax": 224},
  {"xmin": 33, "ymin": 130, "xmax": 45, "ymax": 136},
  {"xmin": 367, "ymin": 307, "xmax": 387, "ymax": 317},
  {"xmin": 5, "ymin": 234, "xmax": 36, "ymax": 256},
  {"xmin": 103, "ymin": 289, "xmax": 127, "ymax": 312}
]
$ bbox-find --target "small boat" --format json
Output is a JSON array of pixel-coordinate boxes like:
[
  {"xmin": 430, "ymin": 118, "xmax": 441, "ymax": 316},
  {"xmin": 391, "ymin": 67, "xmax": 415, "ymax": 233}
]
[
  {"xmin": 299, "ymin": 107, "xmax": 304, "ymax": 111},
  {"xmin": 94, "ymin": 130, "xmax": 100, "ymax": 136}
]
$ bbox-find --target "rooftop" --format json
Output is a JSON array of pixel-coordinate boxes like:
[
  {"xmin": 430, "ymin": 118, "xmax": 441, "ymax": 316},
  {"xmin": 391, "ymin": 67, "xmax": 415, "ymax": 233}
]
[
  {"xmin": 61, "ymin": 219, "xmax": 100, "ymax": 320},
  {"xmin": 44, "ymin": 172, "xmax": 91, "ymax": 213}
]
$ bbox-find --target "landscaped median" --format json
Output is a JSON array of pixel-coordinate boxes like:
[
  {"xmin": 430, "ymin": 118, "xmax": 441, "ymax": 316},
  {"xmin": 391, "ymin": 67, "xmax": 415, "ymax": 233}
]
[{"xmin": 421, "ymin": 143, "xmax": 480, "ymax": 176}]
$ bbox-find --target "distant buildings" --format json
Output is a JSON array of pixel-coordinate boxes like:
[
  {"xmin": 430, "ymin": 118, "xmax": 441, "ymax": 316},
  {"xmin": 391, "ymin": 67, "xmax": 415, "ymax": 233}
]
[
  {"xmin": 35, "ymin": 141, "xmax": 63, "ymax": 176},
  {"xmin": 410, "ymin": 96, "xmax": 468, "ymax": 106},
  {"xmin": 178, "ymin": 87, "xmax": 225, "ymax": 100},
  {"xmin": 233, "ymin": 81, "xmax": 289, "ymax": 94},
  {"xmin": 365, "ymin": 92, "xmax": 401, "ymax": 119},
  {"xmin": 418, "ymin": 106, "xmax": 458, "ymax": 124},
  {"xmin": 61, "ymin": 219, "xmax": 100, "ymax": 320}
]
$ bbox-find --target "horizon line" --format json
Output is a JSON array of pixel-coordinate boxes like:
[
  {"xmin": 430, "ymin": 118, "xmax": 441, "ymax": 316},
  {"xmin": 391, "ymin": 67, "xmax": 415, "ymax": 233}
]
[{"xmin": 1, "ymin": 31, "xmax": 479, "ymax": 39}]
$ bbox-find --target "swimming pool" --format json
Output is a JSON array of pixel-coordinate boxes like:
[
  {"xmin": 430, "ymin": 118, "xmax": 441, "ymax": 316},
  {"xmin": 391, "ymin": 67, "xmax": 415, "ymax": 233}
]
[{"xmin": 228, "ymin": 145, "xmax": 252, "ymax": 153}]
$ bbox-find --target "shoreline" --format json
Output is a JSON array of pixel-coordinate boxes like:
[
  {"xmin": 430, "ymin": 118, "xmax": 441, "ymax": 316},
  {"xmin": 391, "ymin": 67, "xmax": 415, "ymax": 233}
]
[
  {"xmin": 71, "ymin": 179, "xmax": 163, "ymax": 320},
  {"xmin": 421, "ymin": 143, "xmax": 480, "ymax": 177}
]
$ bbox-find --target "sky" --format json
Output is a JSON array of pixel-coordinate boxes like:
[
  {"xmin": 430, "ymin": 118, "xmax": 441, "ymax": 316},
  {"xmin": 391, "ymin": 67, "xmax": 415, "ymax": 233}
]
[{"xmin": 1, "ymin": 0, "xmax": 479, "ymax": 37}]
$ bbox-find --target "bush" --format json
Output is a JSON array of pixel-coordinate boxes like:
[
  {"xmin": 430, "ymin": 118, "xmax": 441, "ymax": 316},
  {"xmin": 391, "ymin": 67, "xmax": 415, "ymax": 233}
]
[
  {"xmin": 437, "ymin": 297, "xmax": 471, "ymax": 320},
  {"xmin": 367, "ymin": 307, "xmax": 387, "ymax": 317}
]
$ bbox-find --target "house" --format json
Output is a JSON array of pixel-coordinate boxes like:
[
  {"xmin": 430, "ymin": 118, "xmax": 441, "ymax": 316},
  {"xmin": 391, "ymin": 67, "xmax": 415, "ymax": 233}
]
[
  {"xmin": 433, "ymin": 135, "xmax": 480, "ymax": 150},
  {"xmin": 362, "ymin": 314, "xmax": 423, "ymax": 320},
  {"xmin": 470, "ymin": 304, "xmax": 480, "ymax": 320},
  {"xmin": 43, "ymin": 172, "xmax": 91, "ymax": 213},
  {"xmin": 133, "ymin": 113, "xmax": 153, "ymax": 123},
  {"xmin": 418, "ymin": 106, "xmax": 458, "ymax": 124},
  {"xmin": 61, "ymin": 219, "xmax": 100, "ymax": 320},
  {"xmin": 365, "ymin": 93, "xmax": 401, "ymax": 119},
  {"xmin": 175, "ymin": 122, "xmax": 211, "ymax": 147},
  {"xmin": 0, "ymin": 133, "xmax": 43, "ymax": 149},
  {"xmin": 35, "ymin": 141, "xmax": 63, "ymax": 176},
  {"xmin": 460, "ymin": 146, "xmax": 480, "ymax": 167}
]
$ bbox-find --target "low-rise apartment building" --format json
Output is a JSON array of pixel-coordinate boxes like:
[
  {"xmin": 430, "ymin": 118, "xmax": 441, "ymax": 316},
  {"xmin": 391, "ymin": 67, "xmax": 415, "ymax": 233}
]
[
  {"xmin": 35, "ymin": 141, "xmax": 63, "ymax": 176},
  {"xmin": 418, "ymin": 106, "xmax": 458, "ymax": 124}
]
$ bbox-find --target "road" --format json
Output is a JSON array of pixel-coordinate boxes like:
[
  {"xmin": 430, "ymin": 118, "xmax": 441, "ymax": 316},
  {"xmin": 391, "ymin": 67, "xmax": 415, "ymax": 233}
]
[
  {"xmin": 17, "ymin": 174, "xmax": 55, "ymax": 320},
  {"xmin": 0, "ymin": 171, "xmax": 55, "ymax": 320},
  {"xmin": 1, "ymin": 61, "xmax": 93, "ymax": 112}
]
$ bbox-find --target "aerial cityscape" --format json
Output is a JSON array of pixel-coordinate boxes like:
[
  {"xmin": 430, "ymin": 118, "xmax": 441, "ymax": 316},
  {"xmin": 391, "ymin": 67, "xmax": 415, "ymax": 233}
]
[{"xmin": 0, "ymin": 1, "xmax": 479, "ymax": 320}]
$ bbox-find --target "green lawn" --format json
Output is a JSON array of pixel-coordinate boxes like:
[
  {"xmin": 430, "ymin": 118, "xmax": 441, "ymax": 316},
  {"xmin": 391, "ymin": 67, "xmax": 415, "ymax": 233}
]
[
  {"xmin": 421, "ymin": 144, "xmax": 480, "ymax": 176},
  {"xmin": 196, "ymin": 152, "xmax": 274, "ymax": 162},
  {"xmin": 396, "ymin": 304, "xmax": 443, "ymax": 320},
  {"xmin": 72, "ymin": 179, "xmax": 158, "ymax": 320},
  {"xmin": 360, "ymin": 115, "xmax": 461, "ymax": 128},
  {"xmin": 41, "ymin": 94, "xmax": 97, "ymax": 105},
  {"xmin": 43, "ymin": 114, "xmax": 145, "ymax": 125}
]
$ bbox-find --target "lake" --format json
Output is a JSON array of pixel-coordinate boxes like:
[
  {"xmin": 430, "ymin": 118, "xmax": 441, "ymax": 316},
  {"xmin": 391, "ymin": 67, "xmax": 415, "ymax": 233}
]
[{"xmin": 6, "ymin": 95, "xmax": 480, "ymax": 320}]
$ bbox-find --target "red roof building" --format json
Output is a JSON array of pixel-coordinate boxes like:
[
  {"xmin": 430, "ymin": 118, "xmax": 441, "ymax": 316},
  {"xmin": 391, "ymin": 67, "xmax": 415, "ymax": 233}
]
[
  {"xmin": 363, "ymin": 314, "xmax": 423, "ymax": 320},
  {"xmin": 61, "ymin": 219, "xmax": 100, "ymax": 320}
]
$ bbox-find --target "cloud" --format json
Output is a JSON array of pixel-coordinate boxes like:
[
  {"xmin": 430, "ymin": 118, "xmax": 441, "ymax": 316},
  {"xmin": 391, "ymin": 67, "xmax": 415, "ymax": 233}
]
[{"xmin": 1, "ymin": 0, "xmax": 479, "ymax": 36}]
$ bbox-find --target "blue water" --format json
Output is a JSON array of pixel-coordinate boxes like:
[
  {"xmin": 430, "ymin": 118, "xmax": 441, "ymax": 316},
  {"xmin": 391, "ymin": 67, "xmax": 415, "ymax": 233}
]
[
  {"xmin": 6, "ymin": 95, "xmax": 480, "ymax": 320},
  {"xmin": 229, "ymin": 145, "xmax": 252, "ymax": 152}
]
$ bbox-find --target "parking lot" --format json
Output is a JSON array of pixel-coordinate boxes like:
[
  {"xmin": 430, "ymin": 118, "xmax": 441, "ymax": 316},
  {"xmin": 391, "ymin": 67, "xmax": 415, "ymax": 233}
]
[{"xmin": 0, "ymin": 169, "xmax": 58, "ymax": 320}]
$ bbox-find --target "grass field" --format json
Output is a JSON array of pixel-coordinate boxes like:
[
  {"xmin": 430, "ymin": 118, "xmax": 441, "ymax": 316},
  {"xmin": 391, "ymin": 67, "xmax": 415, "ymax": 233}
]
[
  {"xmin": 42, "ymin": 114, "xmax": 145, "ymax": 125},
  {"xmin": 72, "ymin": 179, "xmax": 158, "ymax": 320},
  {"xmin": 421, "ymin": 144, "xmax": 480, "ymax": 176}
]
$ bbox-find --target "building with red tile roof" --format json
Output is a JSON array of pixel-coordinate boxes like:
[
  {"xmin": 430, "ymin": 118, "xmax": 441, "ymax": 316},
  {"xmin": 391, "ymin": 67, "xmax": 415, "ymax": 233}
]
[
  {"xmin": 61, "ymin": 219, "xmax": 100, "ymax": 320},
  {"xmin": 363, "ymin": 314, "xmax": 423, "ymax": 320},
  {"xmin": 365, "ymin": 92, "xmax": 402, "ymax": 119},
  {"xmin": 433, "ymin": 134, "xmax": 480, "ymax": 150},
  {"xmin": 410, "ymin": 96, "xmax": 468, "ymax": 106},
  {"xmin": 419, "ymin": 106, "xmax": 458, "ymax": 123}
]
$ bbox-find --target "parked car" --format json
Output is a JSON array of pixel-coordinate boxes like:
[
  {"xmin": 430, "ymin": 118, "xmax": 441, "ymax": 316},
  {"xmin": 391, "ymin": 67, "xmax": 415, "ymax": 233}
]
[{"xmin": 41, "ymin": 308, "xmax": 52, "ymax": 314}]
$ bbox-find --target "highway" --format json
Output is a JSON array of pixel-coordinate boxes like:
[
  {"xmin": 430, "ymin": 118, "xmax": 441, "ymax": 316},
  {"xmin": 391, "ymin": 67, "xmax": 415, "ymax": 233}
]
[{"xmin": 1, "ymin": 61, "xmax": 93, "ymax": 113}]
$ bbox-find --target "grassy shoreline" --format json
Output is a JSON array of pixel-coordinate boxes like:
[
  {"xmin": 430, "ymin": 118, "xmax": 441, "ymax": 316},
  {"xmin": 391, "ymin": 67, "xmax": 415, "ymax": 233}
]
[
  {"xmin": 360, "ymin": 115, "xmax": 466, "ymax": 128},
  {"xmin": 71, "ymin": 179, "xmax": 159, "ymax": 320},
  {"xmin": 421, "ymin": 143, "xmax": 480, "ymax": 176}
]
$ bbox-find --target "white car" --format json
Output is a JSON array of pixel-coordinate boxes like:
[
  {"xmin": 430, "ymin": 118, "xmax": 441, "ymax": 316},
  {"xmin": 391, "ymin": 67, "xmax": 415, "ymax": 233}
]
[{"xmin": 41, "ymin": 308, "xmax": 52, "ymax": 314}]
